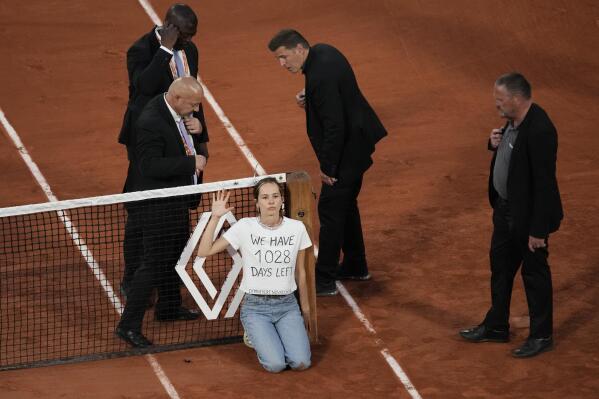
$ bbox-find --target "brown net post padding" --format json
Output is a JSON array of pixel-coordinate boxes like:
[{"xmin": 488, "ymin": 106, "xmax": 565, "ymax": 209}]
[{"xmin": 286, "ymin": 171, "xmax": 318, "ymax": 343}]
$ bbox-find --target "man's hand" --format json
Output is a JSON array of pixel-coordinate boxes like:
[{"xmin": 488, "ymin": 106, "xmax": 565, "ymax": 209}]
[
  {"xmin": 320, "ymin": 171, "xmax": 337, "ymax": 186},
  {"xmin": 295, "ymin": 88, "xmax": 306, "ymax": 109},
  {"xmin": 195, "ymin": 154, "xmax": 207, "ymax": 174},
  {"xmin": 183, "ymin": 116, "xmax": 203, "ymax": 134},
  {"xmin": 160, "ymin": 24, "xmax": 179, "ymax": 50},
  {"xmin": 489, "ymin": 128, "xmax": 503, "ymax": 149},
  {"xmin": 528, "ymin": 236, "xmax": 546, "ymax": 252}
]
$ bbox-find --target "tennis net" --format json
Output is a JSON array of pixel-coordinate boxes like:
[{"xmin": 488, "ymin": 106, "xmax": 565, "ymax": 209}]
[{"xmin": 0, "ymin": 173, "xmax": 307, "ymax": 370}]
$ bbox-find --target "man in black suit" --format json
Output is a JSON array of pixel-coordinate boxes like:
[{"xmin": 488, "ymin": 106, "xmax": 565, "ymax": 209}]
[
  {"xmin": 268, "ymin": 29, "xmax": 387, "ymax": 296},
  {"xmin": 118, "ymin": 3, "xmax": 209, "ymax": 297},
  {"xmin": 115, "ymin": 77, "xmax": 206, "ymax": 348},
  {"xmin": 460, "ymin": 73, "xmax": 563, "ymax": 358}
]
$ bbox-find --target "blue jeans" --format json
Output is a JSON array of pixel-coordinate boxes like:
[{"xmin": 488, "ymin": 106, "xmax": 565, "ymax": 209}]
[{"xmin": 240, "ymin": 293, "xmax": 311, "ymax": 373}]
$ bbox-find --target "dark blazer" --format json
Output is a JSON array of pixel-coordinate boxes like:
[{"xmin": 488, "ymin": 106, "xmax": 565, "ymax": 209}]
[
  {"xmin": 302, "ymin": 44, "xmax": 387, "ymax": 180},
  {"xmin": 488, "ymin": 103, "xmax": 563, "ymax": 237},
  {"xmin": 131, "ymin": 94, "xmax": 199, "ymax": 192},
  {"xmin": 119, "ymin": 27, "xmax": 208, "ymax": 191}
]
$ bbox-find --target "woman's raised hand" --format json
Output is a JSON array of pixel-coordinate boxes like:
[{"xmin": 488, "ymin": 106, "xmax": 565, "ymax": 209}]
[{"xmin": 211, "ymin": 190, "xmax": 235, "ymax": 217}]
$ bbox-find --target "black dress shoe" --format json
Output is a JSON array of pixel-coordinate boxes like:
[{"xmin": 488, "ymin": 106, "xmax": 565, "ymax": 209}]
[
  {"xmin": 459, "ymin": 325, "xmax": 509, "ymax": 343},
  {"xmin": 512, "ymin": 337, "xmax": 553, "ymax": 358},
  {"xmin": 115, "ymin": 327, "xmax": 152, "ymax": 348},
  {"xmin": 155, "ymin": 306, "xmax": 200, "ymax": 321}
]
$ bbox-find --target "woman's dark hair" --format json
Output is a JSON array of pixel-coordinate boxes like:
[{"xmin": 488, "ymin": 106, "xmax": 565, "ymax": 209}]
[{"xmin": 253, "ymin": 177, "xmax": 283, "ymax": 199}]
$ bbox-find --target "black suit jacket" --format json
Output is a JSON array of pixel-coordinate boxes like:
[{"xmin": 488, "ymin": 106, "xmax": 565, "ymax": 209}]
[
  {"xmin": 488, "ymin": 103, "xmax": 563, "ymax": 237},
  {"xmin": 302, "ymin": 44, "xmax": 387, "ymax": 180},
  {"xmin": 131, "ymin": 94, "xmax": 200, "ymax": 192},
  {"xmin": 119, "ymin": 27, "xmax": 208, "ymax": 192}
]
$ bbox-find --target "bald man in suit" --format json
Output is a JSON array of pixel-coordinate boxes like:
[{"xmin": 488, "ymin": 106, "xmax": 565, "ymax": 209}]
[
  {"xmin": 115, "ymin": 77, "xmax": 205, "ymax": 348},
  {"xmin": 118, "ymin": 4, "xmax": 209, "ymax": 299}
]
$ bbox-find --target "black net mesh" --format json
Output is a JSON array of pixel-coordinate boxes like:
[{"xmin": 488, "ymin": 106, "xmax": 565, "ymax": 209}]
[{"xmin": 0, "ymin": 179, "xmax": 284, "ymax": 370}]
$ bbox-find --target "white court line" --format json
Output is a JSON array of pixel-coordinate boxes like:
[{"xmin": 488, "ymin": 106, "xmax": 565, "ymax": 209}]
[
  {"xmin": 0, "ymin": 109, "xmax": 124, "ymax": 314},
  {"xmin": 198, "ymin": 80, "xmax": 267, "ymax": 176},
  {"xmin": 337, "ymin": 283, "xmax": 422, "ymax": 399},
  {"xmin": 138, "ymin": 0, "xmax": 267, "ymax": 177},
  {"xmin": 136, "ymin": 1, "xmax": 421, "ymax": 397},
  {"xmin": 138, "ymin": 0, "xmax": 265, "ymax": 395},
  {"xmin": 1, "ymin": 108, "xmax": 179, "ymax": 395},
  {"xmin": 137, "ymin": 0, "xmax": 161, "ymax": 25},
  {"xmin": 1, "ymin": 1, "xmax": 418, "ymax": 397},
  {"xmin": 146, "ymin": 354, "xmax": 181, "ymax": 399}
]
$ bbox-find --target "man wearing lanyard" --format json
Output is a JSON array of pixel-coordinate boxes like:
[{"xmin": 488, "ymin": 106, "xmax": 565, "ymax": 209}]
[
  {"xmin": 118, "ymin": 3, "xmax": 209, "ymax": 300},
  {"xmin": 116, "ymin": 77, "xmax": 205, "ymax": 348}
]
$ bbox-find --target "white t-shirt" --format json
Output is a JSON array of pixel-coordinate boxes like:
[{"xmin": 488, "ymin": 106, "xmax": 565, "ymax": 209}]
[{"xmin": 222, "ymin": 217, "xmax": 312, "ymax": 295}]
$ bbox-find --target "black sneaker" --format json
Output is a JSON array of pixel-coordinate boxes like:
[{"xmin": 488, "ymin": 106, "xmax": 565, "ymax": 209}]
[
  {"xmin": 336, "ymin": 270, "xmax": 371, "ymax": 281},
  {"xmin": 316, "ymin": 285, "xmax": 338, "ymax": 296}
]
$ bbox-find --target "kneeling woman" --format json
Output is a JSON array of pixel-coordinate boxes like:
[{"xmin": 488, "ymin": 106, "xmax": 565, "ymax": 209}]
[{"xmin": 197, "ymin": 177, "xmax": 312, "ymax": 373}]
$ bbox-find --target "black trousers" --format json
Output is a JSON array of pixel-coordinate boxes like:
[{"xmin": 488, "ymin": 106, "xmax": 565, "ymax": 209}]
[
  {"xmin": 122, "ymin": 202, "xmax": 143, "ymax": 292},
  {"xmin": 315, "ymin": 174, "xmax": 367, "ymax": 289},
  {"xmin": 118, "ymin": 200, "xmax": 189, "ymax": 332},
  {"xmin": 483, "ymin": 197, "xmax": 553, "ymax": 338},
  {"xmin": 121, "ymin": 177, "xmax": 203, "ymax": 293}
]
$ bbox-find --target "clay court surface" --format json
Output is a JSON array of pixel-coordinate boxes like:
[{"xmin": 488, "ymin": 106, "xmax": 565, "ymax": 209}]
[{"xmin": 1, "ymin": 0, "xmax": 599, "ymax": 397}]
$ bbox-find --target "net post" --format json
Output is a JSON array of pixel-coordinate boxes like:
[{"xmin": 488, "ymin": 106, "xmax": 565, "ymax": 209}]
[{"xmin": 285, "ymin": 171, "xmax": 318, "ymax": 343}]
